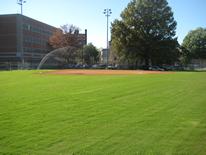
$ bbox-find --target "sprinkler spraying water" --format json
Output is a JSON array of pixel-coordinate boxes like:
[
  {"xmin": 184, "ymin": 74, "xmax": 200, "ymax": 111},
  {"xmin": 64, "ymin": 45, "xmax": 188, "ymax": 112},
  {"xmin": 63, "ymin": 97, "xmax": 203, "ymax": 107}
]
[{"xmin": 37, "ymin": 46, "xmax": 77, "ymax": 69}]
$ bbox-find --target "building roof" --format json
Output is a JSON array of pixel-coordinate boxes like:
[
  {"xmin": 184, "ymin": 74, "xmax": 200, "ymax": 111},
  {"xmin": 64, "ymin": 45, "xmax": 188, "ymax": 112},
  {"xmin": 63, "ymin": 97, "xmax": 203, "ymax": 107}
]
[{"xmin": 0, "ymin": 14, "xmax": 57, "ymax": 29}]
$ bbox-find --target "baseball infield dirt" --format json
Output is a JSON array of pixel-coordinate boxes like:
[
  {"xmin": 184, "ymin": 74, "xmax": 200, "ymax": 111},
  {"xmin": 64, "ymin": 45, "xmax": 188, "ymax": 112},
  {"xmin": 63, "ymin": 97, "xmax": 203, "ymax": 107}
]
[{"xmin": 45, "ymin": 69, "xmax": 172, "ymax": 75}]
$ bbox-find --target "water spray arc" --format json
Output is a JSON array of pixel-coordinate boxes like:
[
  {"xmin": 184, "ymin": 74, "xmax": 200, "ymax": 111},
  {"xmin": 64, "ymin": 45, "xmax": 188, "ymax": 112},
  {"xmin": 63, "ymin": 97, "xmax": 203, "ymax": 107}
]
[{"xmin": 37, "ymin": 46, "xmax": 77, "ymax": 69}]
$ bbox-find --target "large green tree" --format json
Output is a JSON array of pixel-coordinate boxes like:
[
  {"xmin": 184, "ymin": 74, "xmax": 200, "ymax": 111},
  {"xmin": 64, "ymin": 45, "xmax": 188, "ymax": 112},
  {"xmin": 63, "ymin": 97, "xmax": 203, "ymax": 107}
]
[
  {"xmin": 111, "ymin": 0, "xmax": 179, "ymax": 67},
  {"xmin": 182, "ymin": 27, "xmax": 206, "ymax": 60},
  {"xmin": 82, "ymin": 43, "xmax": 99, "ymax": 65}
]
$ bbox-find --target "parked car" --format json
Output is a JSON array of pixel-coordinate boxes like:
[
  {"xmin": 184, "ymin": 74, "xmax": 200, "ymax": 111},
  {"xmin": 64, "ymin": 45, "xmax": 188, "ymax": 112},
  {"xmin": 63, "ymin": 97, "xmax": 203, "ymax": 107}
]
[
  {"xmin": 107, "ymin": 65, "xmax": 117, "ymax": 70},
  {"xmin": 162, "ymin": 66, "xmax": 175, "ymax": 71},
  {"xmin": 149, "ymin": 66, "xmax": 165, "ymax": 71},
  {"xmin": 91, "ymin": 64, "xmax": 106, "ymax": 69}
]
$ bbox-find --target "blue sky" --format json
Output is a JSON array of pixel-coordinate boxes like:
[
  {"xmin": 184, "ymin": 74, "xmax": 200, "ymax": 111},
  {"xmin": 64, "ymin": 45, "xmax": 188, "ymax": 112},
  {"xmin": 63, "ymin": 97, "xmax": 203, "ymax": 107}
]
[{"xmin": 0, "ymin": 0, "xmax": 206, "ymax": 48}]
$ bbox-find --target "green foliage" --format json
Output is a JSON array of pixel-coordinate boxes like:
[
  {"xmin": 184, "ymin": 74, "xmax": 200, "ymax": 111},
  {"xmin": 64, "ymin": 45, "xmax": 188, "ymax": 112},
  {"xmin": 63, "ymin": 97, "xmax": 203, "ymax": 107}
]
[
  {"xmin": 0, "ymin": 71, "xmax": 206, "ymax": 154},
  {"xmin": 111, "ymin": 0, "xmax": 179, "ymax": 67},
  {"xmin": 83, "ymin": 43, "xmax": 99, "ymax": 65},
  {"xmin": 182, "ymin": 27, "xmax": 206, "ymax": 60}
]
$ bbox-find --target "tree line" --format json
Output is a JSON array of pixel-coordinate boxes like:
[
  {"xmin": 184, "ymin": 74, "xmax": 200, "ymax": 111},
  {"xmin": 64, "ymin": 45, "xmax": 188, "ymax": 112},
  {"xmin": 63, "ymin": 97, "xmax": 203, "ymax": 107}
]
[
  {"xmin": 111, "ymin": 0, "xmax": 206, "ymax": 69},
  {"xmin": 48, "ymin": 0, "xmax": 206, "ymax": 69}
]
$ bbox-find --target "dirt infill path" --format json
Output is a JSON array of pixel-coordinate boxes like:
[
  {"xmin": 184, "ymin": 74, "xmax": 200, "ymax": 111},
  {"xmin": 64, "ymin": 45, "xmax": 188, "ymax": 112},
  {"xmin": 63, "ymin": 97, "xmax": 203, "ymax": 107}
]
[{"xmin": 45, "ymin": 69, "xmax": 172, "ymax": 75}]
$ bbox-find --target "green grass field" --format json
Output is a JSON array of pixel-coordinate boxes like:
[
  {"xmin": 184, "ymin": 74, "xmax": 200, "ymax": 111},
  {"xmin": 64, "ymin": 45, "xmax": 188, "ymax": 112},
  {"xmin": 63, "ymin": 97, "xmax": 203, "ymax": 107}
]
[{"xmin": 0, "ymin": 70, "xmax": 206, "ymax": 155}]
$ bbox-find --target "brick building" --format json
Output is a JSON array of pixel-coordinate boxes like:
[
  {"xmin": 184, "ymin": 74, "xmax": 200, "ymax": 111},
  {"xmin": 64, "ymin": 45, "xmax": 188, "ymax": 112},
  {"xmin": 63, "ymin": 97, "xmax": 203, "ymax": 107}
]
[{"xmin": 0, "ymin": 14, "xmax": 87, "ymax": 69}]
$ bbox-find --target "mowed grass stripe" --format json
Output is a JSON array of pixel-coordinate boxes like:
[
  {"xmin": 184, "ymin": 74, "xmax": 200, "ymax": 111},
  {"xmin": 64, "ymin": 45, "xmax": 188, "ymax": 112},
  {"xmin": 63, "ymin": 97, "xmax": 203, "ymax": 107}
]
[{"xmin": 0, "ymin": 71, "xmax": 206, "ymax": 155}]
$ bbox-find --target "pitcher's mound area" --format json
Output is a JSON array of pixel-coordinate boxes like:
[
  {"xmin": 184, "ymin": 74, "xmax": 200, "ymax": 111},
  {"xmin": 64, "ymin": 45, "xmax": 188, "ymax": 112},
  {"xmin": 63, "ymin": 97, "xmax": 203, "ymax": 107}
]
[{"xmin": 47, "ymin": 69, "xmax": 171, "ymax": 75}]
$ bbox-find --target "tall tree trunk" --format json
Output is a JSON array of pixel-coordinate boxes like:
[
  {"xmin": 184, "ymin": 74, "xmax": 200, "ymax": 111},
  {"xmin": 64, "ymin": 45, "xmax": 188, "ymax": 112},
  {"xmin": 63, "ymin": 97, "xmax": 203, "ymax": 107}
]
[
  {"xmin": 145, "ymin": 57, "xmax": 149, "ymax": 69},
  {"xmin": 135, "ymin": 59, "xmax": 138, "ymax": 69}
]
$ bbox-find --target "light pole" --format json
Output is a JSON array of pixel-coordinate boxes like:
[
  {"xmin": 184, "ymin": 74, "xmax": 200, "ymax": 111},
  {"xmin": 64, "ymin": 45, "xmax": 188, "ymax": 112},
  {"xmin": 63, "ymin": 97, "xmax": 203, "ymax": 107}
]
[
  {"xmin": 17, "ymin": 0, "xmax": 26, "ymax": 69},
  {"xmin": 103, "ymin": 8, "xmax": 112, "ymax": 67},
  {"xmin": 17, "ymin": 0, "xmax": 26, "ymax": 15}
]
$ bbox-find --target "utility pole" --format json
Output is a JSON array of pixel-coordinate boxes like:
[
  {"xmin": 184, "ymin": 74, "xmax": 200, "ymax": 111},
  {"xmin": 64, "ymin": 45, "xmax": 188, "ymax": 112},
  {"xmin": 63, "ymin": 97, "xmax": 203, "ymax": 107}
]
[
  {"xmin": 103, "ymin": 9, "xmax": 112, "ymax": 67},
  {"xmin": 17, "ymin": 0, "xmax": 26, "ymax": 15}
]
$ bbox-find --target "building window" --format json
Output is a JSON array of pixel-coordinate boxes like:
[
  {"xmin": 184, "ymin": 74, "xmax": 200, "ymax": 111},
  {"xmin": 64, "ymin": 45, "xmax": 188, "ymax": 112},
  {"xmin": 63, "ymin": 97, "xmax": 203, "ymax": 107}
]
[{"xmin": 23, "ymin": 23, "xmax": 31, "ymax": 31}]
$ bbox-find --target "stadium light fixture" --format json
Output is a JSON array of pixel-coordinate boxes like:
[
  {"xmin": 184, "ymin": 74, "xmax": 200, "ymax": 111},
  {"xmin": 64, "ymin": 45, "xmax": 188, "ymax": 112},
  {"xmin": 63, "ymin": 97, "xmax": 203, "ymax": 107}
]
[{"xmin": 17, "ymin": 0, "xmax": 26, "ymax": 15}]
